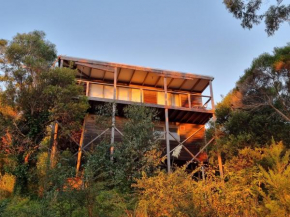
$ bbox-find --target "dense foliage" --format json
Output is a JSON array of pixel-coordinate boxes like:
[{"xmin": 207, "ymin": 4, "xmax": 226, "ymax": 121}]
[
  {"xmin": 0, "ymin": 31, "xmax": 88, "ymax": 194},
  {"xmin": 82, "ymin": 104, "xmax": 162, "ymax": 192},
  {"xmin": 135, "ymin": 141, "xmax": 290, "ymax": 217},
  {"xmin": 208, "ymin": 43, "xmax": 290, "ymax": 157},
  {"xmin": 0, "ymin": 32, "xmax": 289, "ymax": 216},
  {"xmin": 0, "ymin": 31, "xmax": 88, "ymax": 155}
]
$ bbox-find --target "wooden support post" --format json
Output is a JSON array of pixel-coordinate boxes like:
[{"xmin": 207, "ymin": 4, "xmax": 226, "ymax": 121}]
[
  {"xmin": 86, "ymin": 81, "xmax": 89, "ymax": 96},
  {"xmin": 217, "ymin": 152, "xmax": 223, "ymax": 178},
  {"xmin": 209, "ymin": 80, "xmax": 224, "ymax": 179},
  {"xmin": 164, "ymin": 77, "xmax": 171, "ymax": 173},
  {"xmin": 110, "ymin": 67, "xmax": 118, "ymax": 158},
  {"xmin": 188, "ymin": 93, "xmax": 191, "ymax": 109},
  {"xmin": 50, "ymin": 122, "xmax": 58, "ymax": 168},
  {"xmin": 76, "ymin": 116, "xmax": 86, "ymax": 176}
]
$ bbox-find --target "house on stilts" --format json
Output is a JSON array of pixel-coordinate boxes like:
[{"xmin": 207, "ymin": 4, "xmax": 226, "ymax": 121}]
[{"xmin": 57, "ymin": 56, "xmax": 216, "ymax": 173}]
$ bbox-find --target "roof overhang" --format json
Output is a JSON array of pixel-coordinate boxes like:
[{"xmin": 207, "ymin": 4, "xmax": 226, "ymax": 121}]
[{"xmin": 58, "ymin": 55, "xmax": 214, "ymax": 93}]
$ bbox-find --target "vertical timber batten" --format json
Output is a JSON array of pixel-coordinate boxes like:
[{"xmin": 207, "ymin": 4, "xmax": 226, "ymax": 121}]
[
  {"xmin": 110, "ymin": 67, "xmax": 118, "ymax": 157},
  {"xmin": 86, "ymin": 81, "xmax": 89, "ymax": 96},
  {"xmin": 164, "ymin": 77, "xmax": 171, "ymax": 173},
  {"xmin": 209, "ymin": 80, "xmax": 224, "ymax": 179}
]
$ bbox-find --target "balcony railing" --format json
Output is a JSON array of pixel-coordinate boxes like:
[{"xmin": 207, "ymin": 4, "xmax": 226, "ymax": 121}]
[{"xmin": 78, "ymin": 80, "xmax": 213, "ymax": 111}]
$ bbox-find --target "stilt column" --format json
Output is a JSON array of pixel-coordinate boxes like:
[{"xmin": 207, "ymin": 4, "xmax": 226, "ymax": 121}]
[
  {"xmin": 164, "ymin": 77, "xmax": 171, "ymax": 173},
  {"xmin": 110, "ymin": 68, "xmax": 118, "ymax": 158}
]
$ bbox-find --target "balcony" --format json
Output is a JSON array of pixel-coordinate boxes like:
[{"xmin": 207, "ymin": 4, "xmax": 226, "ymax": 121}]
[{"xmin": 78, "ymin": 80, "xmax": 214, "ymax": 114}]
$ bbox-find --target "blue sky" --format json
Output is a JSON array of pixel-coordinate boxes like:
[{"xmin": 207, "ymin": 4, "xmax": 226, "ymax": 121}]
[{"xmin": 1, "ymin": 0, "xmax": 289, "ymax": 102}]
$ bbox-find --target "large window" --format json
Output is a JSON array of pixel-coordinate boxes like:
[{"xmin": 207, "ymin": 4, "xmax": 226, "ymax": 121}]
[
  {"xmin": 117, "ymin": 87, "xmax": 141, "ymax": 102},
  {"xmin": 170, "ymin": 93, "xmax": 180, "ymax": 107},
  {"xmin": 89, "ymin": 84, "xmax": 103, "ymax": 98},
  {"xmin": 104, "ymin": 86, "xmax": 114, "ymax": 99},
  {"xmin": 89, "ymin": 84, "xmax": 114, "ymax": 99},
  {"xmin": 131, "ymin": 89, "xmax": 141, "ymax": 102},
  {"xmin": 157, "ymin": 92, "xmax": 165, "ymax": 105},
  {"xmin": 157, "ymin": 92, "xmax": 182, "ymax": 107},
  {"xmin": 154, "ymin": 126, "xmax": 180, "ymax": 142},
  {"xmin": 118, "ymin": 87, "xmax": 130, "ymax": 101},
  {"xmin": 169, "ymin": 127, "xmax": 180, "ymax": 142},
  {"xmin": 89, "ymin": 84, "xmax": 192, "ymax": 110}
]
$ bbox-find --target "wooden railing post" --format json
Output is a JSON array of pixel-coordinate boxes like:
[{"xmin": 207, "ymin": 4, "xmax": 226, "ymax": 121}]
[
  {"xmin": 188, "ymin": 93, "xmax": 191, "ymax": 109},
  {"xmin": 86, "ymin": 81, "xmax": 89, "ymax": 96}
]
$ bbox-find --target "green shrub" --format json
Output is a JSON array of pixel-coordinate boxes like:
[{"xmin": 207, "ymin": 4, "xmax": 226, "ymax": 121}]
[{"xmin": 0, "ymin": 197, "xmax": 44, "ymax": 217}]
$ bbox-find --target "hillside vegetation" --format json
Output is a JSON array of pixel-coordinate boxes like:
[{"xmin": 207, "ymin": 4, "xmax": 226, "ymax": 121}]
[{"xmin": 0, "ymin": 31, "xmax": 289, "ymax": 217}]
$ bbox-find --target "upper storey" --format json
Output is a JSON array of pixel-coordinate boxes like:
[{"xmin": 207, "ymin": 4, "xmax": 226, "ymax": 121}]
[{"xmin": 58, "ymin": 56, "xmax": 215, "ymax": 124}]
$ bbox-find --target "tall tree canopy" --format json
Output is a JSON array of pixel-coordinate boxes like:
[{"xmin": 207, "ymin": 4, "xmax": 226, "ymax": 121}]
[
  {"xmin": 0, "ymin": 31, "xmax": 88, "ymax": 160},
  {"xmin": 209, "ymin": 43, "xmax": 290, "ymax": 157},
  {"xmin": 224, "ymin": 0, "xmax": 290, "ymax": 35},
  {"xmin": 238, "ymin": 43, "xmax": 290, "ymax": 122}
]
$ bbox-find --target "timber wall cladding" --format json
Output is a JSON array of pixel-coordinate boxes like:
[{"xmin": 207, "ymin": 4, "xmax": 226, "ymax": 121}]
[
  {"xmin": 82, "ymin": 114, "xmax": 205, "ymax": 160},
  {"xmin": 191, "ymin": 94, "xmax": 202, "ymax": 107},
  {"xmin": 143, "ymin": 90, "xmax": 157, "ymax": 104}
]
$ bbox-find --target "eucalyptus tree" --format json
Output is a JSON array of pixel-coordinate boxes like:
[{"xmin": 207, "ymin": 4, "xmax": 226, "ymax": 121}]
[
  {"xmin": 0, "ymin": 31, "xmax": 88, "ymax": 164},
  {"xmin": 237, "ymin": 43, "xmax": 290, "ymax": 122},
  {"xmin": 224, "ymin": 0, "xmax": 290, "ymax": 35},
  {"xmin": 207, "ymin": 43, "xmax": 290, "ymax": 157}
]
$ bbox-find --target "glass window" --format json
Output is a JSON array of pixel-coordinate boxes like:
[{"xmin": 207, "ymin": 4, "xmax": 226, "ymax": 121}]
[
  {"xmin": 169, "ymin": 127, "xmax": 180, "ymax": 142},
  {"xmin": 131, "ymin": 89, "xmax": 141, "ymax": 102},
  {"xmin": 118, "ymin": 87, "xmax": 130, "ymax": 101},
  {"xmin": 89, "ymin": 84, "xmax": 103, "ymax": 98},
  {"xmin": 171, "ymin": 94, "xmax": 180, "ymax": 107},
  {"xmin": 154, "ymin": 126, "xmax": 180, "ymax": 142},
  {"xmin": 104, "ymin": 85, "xmax": 114, "ymax": 99},
  {"xmin": 157, "ymin": 92, "xmax": 165, "ymax": 105}
]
